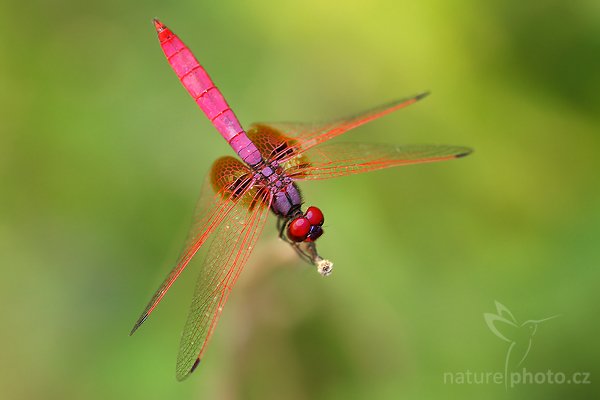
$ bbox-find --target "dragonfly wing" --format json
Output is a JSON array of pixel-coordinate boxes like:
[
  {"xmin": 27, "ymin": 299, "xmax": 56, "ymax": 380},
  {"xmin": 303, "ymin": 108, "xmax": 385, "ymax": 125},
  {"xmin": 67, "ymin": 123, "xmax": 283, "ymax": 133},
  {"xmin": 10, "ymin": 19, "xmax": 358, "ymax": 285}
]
[
  {"xmin": 249, "ymin": 93, "xmax": 429, "ymax": 161},
  {"xmin": 130, "ymin": 158, "xmax": 254, "ymax": 335},
  {"xmin": 176, "ymin": 187, "xmax": 272, "ymax": 380},
  {"xmin": 287, "ymin": 142, "xmax": 472, "ymax": 180}
]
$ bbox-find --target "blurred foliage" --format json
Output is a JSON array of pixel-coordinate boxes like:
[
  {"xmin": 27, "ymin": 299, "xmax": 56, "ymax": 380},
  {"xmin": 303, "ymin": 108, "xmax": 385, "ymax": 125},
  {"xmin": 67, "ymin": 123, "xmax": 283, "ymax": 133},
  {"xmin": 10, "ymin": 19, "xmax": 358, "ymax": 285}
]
[{"xmin": 1, "ymin": 0, "xmax": 599, "ymax": 399}]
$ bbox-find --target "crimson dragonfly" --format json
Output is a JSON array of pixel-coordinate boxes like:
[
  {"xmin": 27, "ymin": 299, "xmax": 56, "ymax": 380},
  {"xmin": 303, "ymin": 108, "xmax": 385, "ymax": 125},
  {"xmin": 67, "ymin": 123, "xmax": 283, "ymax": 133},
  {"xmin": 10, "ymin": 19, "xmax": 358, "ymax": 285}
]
[{"xmin": 131, "ymin": 19, "xmax": 472, "ymax": 381}]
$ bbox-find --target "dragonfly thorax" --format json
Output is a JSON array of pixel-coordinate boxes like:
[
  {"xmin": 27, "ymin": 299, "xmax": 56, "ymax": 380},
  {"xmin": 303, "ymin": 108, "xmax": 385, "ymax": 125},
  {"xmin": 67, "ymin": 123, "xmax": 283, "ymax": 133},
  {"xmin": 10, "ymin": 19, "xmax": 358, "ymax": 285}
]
[
  {"xmin": 253, "ymin": 161, "xmax": 301, "ymax": 218},
  {"xmin": 252, "ymin": 161, "xmax": 325, "ymax": 242}
]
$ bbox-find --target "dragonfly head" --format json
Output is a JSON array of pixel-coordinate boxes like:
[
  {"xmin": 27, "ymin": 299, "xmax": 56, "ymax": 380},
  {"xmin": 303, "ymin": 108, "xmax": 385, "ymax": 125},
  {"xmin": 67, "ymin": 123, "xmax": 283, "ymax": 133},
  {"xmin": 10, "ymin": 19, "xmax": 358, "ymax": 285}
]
[{"xmin": 287, "ymin": 206, "xmax": 324, "ymax": 242}]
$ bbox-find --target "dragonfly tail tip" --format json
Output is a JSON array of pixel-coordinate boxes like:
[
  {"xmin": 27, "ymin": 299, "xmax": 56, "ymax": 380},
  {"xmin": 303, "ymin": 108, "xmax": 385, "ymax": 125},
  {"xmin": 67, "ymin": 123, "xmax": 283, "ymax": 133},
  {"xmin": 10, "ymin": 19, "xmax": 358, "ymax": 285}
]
[{"xmin": 153, "ymin": 18, "xmax": 165, "ymax": 32}]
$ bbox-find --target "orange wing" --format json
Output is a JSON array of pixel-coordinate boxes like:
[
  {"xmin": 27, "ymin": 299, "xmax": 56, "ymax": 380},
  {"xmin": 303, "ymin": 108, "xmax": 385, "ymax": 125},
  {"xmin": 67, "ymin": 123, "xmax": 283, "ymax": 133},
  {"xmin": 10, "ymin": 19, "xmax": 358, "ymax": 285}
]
[
  {"xmin": 175, "ymin": 186, "xmax": 271, "ymax": 380},
  {"xmin": 130, "ymin": 158, "xmax": 255, "ymax": 335},
  {"xmin": 287, "ymin": 142, "xmax": 472, "ymax": 180},
  {"xmin": 249, "ymin": 93, "xmax": 429, "ymax": 162}
]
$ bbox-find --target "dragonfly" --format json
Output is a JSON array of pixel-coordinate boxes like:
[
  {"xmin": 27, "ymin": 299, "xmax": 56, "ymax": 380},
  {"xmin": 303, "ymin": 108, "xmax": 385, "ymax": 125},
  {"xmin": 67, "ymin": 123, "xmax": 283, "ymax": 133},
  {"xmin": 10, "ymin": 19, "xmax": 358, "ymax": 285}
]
[{"xmin": 131, "ymin": 19, "xmax": 472, "ymax": 381}]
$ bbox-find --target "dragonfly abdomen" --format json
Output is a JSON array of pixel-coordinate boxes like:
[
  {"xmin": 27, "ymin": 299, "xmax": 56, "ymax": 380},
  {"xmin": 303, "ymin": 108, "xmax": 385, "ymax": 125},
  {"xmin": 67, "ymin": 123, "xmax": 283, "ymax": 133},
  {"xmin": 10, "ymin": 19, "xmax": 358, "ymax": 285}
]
[{"xmin": 154, "ymin": 20, "xmax": 262, "ymax": 166}]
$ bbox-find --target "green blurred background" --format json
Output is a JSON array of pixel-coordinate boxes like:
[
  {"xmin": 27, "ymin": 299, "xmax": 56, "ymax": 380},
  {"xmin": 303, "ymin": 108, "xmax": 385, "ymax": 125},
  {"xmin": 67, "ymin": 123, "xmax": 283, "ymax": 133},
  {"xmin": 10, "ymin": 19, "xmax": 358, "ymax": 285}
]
[{"xmin": 1, "ymin": 0, "xmax": 599, "ymax": 398}]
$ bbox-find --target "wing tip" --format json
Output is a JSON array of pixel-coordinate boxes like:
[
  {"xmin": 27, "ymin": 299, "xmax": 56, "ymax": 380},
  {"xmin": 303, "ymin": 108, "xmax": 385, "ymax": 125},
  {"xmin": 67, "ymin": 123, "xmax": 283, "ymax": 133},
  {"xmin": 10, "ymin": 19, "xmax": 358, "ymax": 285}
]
[
  {"xmin": 129, "ymin": 314, "xmax": 148, "ymax": 336},
  {"xmin": 455, "ymin": 148, "xmax": 474, "ymax": 158},
  {"xmin": 190, "ymin": 358, "xmax": 201, "ymax": 373},
  {"xmin": 414, "ymin": 91, "xmax": 431, "ymax": 101},
  {"xmin": 176, "ymin": 358, "xmax": 201, "ymax": 382}
]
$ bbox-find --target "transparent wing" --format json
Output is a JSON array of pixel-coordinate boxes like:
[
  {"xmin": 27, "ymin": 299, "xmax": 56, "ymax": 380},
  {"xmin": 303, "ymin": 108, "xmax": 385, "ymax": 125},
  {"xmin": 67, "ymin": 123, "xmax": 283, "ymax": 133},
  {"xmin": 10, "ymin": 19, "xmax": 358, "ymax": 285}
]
[
  {"xmin": 130, "ymin": 160, "xmax": 254, "ymax": 335},
  {"xmin": 249, "ymin": 93, "xmax": 429, "ymax": 162},
  {"xmin": 286, "ymin": 142, "xmax": 472, "ymax": 180},
  {"xmin": 175, "ymin": 187, "xmax": 272, "ymax": 381}
]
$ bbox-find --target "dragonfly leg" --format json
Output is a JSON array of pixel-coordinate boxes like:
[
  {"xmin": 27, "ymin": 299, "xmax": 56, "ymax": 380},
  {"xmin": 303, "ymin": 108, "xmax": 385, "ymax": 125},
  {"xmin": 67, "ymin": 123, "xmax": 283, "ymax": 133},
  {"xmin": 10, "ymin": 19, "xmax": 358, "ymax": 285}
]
[
  {"xmin": 277, "ymin": 217, "xmax": 288, "ymax": 240},
  {"xmin": 289, "ymin": 242, "xmax": 314, "ymax": 264},
  {"xmin": 277, "ymin": 217, "xmax": 309, "ymax": 261},
  {"xmin": 276, "ymin": 217, "xmax": 333, "ymax": 275}
]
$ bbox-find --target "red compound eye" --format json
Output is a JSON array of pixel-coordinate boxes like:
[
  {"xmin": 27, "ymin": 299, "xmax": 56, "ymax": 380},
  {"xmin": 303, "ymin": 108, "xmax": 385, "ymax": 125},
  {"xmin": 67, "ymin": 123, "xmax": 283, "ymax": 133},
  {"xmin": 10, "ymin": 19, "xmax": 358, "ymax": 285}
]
[
  {"xmin": 305, "ymin": 206, "xmax": 324, "ymax": 226},
  {"xmin": 287, "ymin": 217, "xmax": 311, "ymax": 242}
]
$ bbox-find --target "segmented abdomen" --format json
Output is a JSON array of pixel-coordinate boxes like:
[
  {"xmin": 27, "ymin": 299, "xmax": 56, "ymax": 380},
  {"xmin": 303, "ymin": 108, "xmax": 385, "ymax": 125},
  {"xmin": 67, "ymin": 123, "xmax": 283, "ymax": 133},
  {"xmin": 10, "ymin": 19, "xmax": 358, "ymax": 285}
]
[{"xmin": 155, "ymin": 21, "xmax": 262, "ymax": 166}]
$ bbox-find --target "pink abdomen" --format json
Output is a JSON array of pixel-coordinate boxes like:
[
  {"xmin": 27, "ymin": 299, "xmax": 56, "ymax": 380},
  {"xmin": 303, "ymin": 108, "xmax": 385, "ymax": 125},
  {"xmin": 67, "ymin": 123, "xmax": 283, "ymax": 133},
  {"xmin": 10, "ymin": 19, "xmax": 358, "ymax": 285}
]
[{"xmin": 154, "ymin": 20, "xmax": 262, "ymax": 166}]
